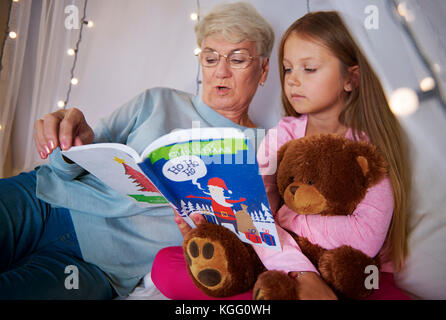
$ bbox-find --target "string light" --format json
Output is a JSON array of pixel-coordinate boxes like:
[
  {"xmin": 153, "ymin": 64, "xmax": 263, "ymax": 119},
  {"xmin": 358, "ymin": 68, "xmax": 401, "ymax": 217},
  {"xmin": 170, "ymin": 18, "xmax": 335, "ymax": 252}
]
[
  {"xmin": 192, "ymin": 0, "xmax": 201, "ymax": 95},
  {"xmin": 84, "ymin": 20, "xmax": 94, "ymax": 28},
  {"xmin": 0, "ymin": 0, "xmax": 15, "ymax": 72},
  {"xmin": 419, "ymin": 77, "xmax": 435, "ymax": 92},
  {"xmin": 57, "ymin": 100, "xmax": 66, "ymax": 108},
  {"xmin": 389, "ymin": 87, "xmax": 419, "ymax": 116},
  {"xmin": 397, "ymin": 2, "xmax": 407, "ymax": 16},
  {"xmin": 190, "ymin": 12, "xmax": 198, "ymax": 21},
  {"xmin": 58, "ymin": 0, "xmax": 90, "ymax": 110},
  {"xmin": 193, "ymin": 47, "xmax": 201, "ymax": 56},
  {"xmin": 388, "ymin": 0, "xmax": 445, "ymax": 114},
  {"xmin": 397, "ymin": 2, "xmax": 415, "ymax": 22}
]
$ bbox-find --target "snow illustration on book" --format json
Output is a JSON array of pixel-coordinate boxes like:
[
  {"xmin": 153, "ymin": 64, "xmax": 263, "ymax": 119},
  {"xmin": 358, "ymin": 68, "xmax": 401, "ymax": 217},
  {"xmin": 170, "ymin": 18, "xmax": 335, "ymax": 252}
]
[{"xmin": 180, "ymin": 198, "xmax": 278, "ymax": 247}]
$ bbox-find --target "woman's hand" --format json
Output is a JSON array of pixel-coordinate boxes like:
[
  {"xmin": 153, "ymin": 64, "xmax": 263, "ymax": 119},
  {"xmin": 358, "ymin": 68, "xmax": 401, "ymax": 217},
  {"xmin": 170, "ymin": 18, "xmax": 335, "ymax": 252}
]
[
  {"xmin": 173, "ymin": 209, "xmax": 206, "ymax": 237},
  {"xmin": 34, "ymin": 108, "xmax": 94, "ymax": 159},
  {"xmin": 289, "ymin": 271, "xmax": 338, "ymax": 300}
]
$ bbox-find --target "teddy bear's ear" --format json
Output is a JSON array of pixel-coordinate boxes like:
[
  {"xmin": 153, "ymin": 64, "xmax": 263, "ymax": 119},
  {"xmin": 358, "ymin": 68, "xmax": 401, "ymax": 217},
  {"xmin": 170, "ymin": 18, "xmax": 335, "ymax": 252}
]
[
  {"xmin": 356, "ymin": 156, "xmax": 369, "ymax": 176},
  {"xmin": 347, "ymin": 141, "xmax": 387, "ymax": 187}
]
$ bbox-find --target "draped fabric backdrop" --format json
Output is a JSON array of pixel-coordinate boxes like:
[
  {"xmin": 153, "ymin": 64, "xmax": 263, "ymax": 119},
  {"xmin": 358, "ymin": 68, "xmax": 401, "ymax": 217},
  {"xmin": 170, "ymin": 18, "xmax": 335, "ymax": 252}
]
[{"xmin": 1, "ymin": 0, "xmax": 445, "ymax": 299}]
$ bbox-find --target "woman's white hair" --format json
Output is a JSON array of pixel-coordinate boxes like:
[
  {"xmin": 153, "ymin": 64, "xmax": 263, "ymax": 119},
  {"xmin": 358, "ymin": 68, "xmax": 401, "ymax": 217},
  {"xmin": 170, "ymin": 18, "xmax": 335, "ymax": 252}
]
[{"xmin": 195, "ymin": 2, "xmax": 275, "ymax": 58}]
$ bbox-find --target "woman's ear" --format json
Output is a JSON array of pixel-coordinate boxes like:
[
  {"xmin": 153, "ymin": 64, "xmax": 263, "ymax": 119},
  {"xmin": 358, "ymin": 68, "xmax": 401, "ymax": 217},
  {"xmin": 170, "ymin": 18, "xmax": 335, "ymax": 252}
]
[
  {"xmin": 344, "ymin": 65, "xmax": 359, "ymax": 92},
  {"xmin": 259, "ymin": 57, "xmax": 270, "ymax": 86}
]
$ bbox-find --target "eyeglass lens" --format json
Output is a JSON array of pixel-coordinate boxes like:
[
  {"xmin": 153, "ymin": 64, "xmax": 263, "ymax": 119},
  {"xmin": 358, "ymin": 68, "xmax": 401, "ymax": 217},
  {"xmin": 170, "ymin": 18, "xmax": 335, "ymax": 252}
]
[{"xmin": 199, "ymin": 49, "xmax": 253, "ymax": 69}]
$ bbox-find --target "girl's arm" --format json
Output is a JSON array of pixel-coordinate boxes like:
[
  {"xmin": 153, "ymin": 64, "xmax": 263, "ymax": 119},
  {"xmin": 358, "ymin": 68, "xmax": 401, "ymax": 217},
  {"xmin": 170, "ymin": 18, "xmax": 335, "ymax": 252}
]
[
  {"xmin": 253, "ymin": 223, "xmax": 319, "ymax": 274},
  {"xmin": 256, "ymin": 118, "xmax": 319, "ymax": 273},
  {"xmin": 257, "ymin": 122, "xmax": 295, "ymax": 214},
  {"xmin": 277, "ymin": 177, "xmax": 394, "ymax": 258}
]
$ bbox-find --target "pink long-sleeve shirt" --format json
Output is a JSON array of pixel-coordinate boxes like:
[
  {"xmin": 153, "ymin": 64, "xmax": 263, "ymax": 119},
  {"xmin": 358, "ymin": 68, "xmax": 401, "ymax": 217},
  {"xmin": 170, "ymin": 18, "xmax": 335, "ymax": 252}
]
[{"xmin": 254, "ymin": 115, "xmax": 394, "ymax": 274}]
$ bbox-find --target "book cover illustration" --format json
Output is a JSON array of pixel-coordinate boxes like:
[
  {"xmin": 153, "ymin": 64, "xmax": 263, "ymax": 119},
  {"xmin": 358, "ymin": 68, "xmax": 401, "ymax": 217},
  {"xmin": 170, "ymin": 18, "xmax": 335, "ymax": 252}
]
[
  {"xmin": 62, "ymin": 145, "xmax": 168, "ymax": 207},
  {"xmin": 138, "ymin": 131, "xmax": 282, "ymax": 251}
]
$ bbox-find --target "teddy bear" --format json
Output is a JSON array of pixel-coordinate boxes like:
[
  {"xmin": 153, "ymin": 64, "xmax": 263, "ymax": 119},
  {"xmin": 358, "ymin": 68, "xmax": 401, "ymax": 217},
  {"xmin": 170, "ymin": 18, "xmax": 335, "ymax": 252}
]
[{"xmin": 182, "ymin": 134, "xmax": 388, "ymax": 299}]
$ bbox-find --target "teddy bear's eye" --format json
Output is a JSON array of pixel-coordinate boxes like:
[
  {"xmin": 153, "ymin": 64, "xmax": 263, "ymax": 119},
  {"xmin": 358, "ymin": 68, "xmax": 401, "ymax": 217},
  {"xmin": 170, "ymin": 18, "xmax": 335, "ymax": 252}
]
[
  {"xmin": 289, "ymin": 176, "xmax": 294, "ymax": 182},
  {"xmin": 308, "ymin": 180, "xmax": 314, "ymax": 185}
]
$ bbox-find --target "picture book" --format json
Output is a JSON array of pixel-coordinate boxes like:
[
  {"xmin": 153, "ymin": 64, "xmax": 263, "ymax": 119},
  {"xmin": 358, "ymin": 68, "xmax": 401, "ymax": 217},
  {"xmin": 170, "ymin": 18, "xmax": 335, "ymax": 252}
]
[{"xmin": 62, "ymin": 127, "xmax": 281, "ymax": 251}]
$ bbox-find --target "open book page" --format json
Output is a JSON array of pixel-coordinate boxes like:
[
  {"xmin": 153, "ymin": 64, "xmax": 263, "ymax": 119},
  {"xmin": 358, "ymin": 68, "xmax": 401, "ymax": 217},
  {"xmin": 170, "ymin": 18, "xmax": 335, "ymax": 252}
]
[
  {"xmin": 139, "ymin": 128, "xmax": 282, "ymax": 251},
  {"xmin": 62, "ymin": 144, "xmax": 168, "ymax": 207}
]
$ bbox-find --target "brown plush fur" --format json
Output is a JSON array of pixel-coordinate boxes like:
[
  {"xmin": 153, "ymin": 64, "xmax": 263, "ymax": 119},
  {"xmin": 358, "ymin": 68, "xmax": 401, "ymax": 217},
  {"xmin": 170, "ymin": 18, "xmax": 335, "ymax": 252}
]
[
  {"xmin": 183, "ymin": 134, "xmax": 387, "ymax": 299},
  {"xmin": 253, "ymin": 271, "xmax": 299, "ymax": 300},
  {"xmin": 277, "ymin": 134, "xmax": 387, "ymax": 216}
]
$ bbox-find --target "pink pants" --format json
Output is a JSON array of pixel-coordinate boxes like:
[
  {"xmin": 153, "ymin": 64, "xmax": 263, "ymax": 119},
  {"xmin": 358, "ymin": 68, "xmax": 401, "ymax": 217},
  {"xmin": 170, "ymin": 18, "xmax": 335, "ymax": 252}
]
[{"xmin": 151, "ymin": 246, "xmax": 411, "ymax": 300}]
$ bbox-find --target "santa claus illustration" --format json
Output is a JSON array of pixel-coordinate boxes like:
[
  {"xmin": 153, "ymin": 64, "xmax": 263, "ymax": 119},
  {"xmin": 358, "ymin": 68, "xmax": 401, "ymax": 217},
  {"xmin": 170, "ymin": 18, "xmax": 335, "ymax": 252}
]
[{"xmin": 187, "ymin": 177, "xmax": 245, "ymax": 233}]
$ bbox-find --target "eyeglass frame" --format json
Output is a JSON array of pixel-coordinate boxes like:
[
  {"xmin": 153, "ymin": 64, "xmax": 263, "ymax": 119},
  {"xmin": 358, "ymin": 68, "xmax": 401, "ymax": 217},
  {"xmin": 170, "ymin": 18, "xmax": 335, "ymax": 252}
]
[{"xmin": 198, "ymin": 48, "xmax": 260, "ymax": 69}]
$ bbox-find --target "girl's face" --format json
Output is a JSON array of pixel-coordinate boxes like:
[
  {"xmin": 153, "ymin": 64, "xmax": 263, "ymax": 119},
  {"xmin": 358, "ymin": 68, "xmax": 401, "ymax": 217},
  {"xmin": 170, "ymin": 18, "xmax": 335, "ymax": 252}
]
[{"xmin": 282, "ymin": 33, "xmax": 351, "ymax": 117}]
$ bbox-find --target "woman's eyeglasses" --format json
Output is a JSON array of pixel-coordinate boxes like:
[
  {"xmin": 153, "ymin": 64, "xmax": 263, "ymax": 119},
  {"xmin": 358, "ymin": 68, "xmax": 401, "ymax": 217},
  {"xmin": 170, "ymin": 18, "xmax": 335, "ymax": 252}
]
[{"xmin": 198, "ymin": 49, "xmax": 257, "ymax": 69}]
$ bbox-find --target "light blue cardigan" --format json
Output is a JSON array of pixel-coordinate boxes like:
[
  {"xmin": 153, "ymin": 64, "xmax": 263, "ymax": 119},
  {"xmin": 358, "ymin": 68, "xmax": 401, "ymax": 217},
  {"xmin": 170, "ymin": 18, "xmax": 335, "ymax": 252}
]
[{"xmin": 35, "ymin": 87, "xmax": 252, "ymax": 296}]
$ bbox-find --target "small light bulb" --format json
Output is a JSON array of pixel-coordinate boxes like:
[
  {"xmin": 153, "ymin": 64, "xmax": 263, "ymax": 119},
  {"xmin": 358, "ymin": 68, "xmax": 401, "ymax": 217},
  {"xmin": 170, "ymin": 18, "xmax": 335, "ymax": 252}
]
[
  {"xmin": 194, "ymin": 47, "xmax": 202, "ymax": 56},
  {"xmin": 71, "ymin": 78, "xmax": 79, "ymax": 85},
  {"xmin": 389, "ymin": 87, "xmax": 419, "ymax": 116},
  {"xmin": 86, "ymin": 20, "xmax": 94, "ymax": 28},
  {"xmin": 190, "ymin": 13, "xmax": 198, "ymax": 21},
  {"xmin": 8, "ymin": 31, "xmax": 17, "ymax": 39},
  {"xmin": 57, "ymin": 100, "xmax": 66, "ymax": 108},
  {"xmin": 0, "ymin": 124, "xmax": 3, "ymax": 131},
  {"xmin": 13, "ymin": 0, "xmax": 19, "ymax": 2},
  {"xmin": 67, "ymin": 48, "xmax": 75, "ymax": 56},
  {"xmin": 397, "ymin": 3, "xmax": 407, "ymax": 17},
  {"xmin": 397, "ymin": 2, "xmax": 414, "ymax": 22},
  {"xmin": 419, "ymin": 77, "xmax": 435, "ymax": 92}
]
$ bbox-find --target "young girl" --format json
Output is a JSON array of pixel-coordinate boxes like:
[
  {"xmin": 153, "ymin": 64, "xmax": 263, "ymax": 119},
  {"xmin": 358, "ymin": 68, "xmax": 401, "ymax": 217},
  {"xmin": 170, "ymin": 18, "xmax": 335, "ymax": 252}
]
[
  {"xmin": 252, "ymin": 10, "xmax": 411, "ymax": 299},
  {"xmin": 152, "ymin": 11, "xmax": 411, "ymax": 300}
]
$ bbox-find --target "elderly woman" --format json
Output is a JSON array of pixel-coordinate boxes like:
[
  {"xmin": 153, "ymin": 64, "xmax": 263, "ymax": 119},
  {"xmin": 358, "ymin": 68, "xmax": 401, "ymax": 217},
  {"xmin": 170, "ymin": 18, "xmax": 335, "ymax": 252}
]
[
  {"xmin": 0, "ymin": 2, "xmax": 272, "ymax": 299},
  {"xmin": 151, "ymin": 5, "xmax": 337, "ymax": 301}
]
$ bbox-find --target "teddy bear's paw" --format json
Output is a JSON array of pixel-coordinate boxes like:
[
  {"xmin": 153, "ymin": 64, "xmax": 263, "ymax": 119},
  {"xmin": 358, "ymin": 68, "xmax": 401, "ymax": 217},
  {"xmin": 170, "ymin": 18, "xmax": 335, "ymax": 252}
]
[
  {"xmin": 318, "ymin": 246, "xmax": 379, "ymax": 299},
  {"xmin": 183, "ymin": 223, "xmax": 262, "ymax": 297},
  {"xmin": 253, "ymin": 271, "xmax": 299, "ymax": 300},
  {"xmin": 184, "ymin": 236, "xmax": 230, "ymax": 291}
]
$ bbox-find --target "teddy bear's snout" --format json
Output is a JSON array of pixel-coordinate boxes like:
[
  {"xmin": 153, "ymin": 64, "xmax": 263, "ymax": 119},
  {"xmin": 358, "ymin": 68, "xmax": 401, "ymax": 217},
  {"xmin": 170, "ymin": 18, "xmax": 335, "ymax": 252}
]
[
  {"xmin": 289, "ymin": 185, "xmax": 299, "ymax": 195},
  {"xmin": 284, "ymin": 183, "xmax": 328, "ymax": 215}
]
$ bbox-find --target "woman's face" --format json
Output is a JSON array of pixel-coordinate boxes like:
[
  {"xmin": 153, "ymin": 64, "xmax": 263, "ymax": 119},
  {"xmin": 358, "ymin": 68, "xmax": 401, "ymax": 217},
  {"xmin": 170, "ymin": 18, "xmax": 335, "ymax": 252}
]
[{"xmin": 200, "ymin": 34, "xmax": 269, "ymax": 116}]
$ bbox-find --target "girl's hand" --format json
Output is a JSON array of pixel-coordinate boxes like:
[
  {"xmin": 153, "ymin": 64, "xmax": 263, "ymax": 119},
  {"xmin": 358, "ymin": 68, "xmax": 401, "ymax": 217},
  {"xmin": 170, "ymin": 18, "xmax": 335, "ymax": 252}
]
[
  {"xmin": 173, "ymin": 209, "xmax": 205, "ymax": 237},
  {"xmin": 289, "ymin": 271, "xmax": 338, "ymax": 300}
]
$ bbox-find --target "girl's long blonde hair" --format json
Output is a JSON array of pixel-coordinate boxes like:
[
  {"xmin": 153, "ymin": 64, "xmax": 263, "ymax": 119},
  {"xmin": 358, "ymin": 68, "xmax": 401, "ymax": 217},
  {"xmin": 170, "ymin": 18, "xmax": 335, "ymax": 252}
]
[{"xmin": 278, "ymin": 11, "xmax": 411, "ymax": 271}]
